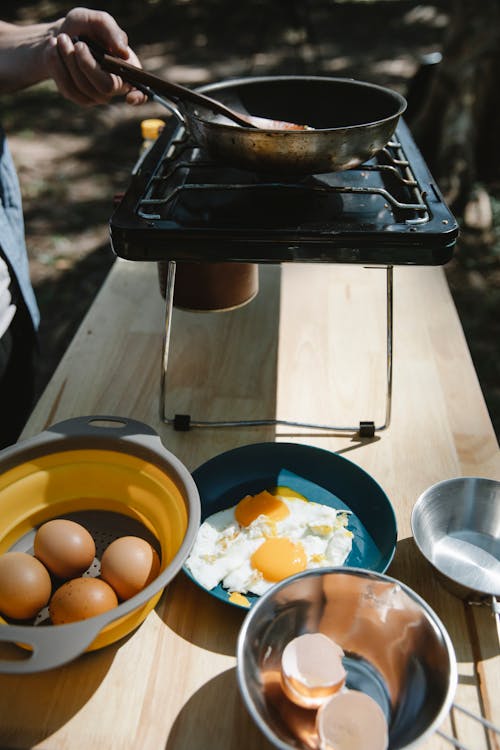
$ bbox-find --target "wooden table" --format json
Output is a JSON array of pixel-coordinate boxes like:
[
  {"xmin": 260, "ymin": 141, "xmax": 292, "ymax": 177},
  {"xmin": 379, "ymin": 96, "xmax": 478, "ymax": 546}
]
[{"xmin": 0, "ymin": 259, "xmax": 498, "ymax": 749}]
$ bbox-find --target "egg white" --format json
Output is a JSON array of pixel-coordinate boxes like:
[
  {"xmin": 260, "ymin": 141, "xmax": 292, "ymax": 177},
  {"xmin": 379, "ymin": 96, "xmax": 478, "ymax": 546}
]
[{"xmin": 185, "ymin": 495, "xmax": 353, "ymax": 596}]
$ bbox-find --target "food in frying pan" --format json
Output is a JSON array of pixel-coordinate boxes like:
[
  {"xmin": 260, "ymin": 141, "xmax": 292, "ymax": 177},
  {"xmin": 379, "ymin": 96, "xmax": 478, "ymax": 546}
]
[
  {"xmin": 100, "ymin": 536, "xmax": 160, "ymax": 601},
  {"xmin": 49, "ymin": 577, "xmax": 118, "ymax": 624},
  {"xmin": 0, "ymin": 551, "xmax": 52, "ymax": 620},
  {"xmin": 34, "ymin": 518, "xmax": 96, "ymax": 579},
  {"xmin": 184, "ymin": 488, "xmax": 353, "ymax": 597}
]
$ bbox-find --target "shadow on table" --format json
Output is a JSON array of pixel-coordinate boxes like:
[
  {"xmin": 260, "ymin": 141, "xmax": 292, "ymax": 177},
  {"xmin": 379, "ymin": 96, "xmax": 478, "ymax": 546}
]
[
  {"xmin": 165, "ymin": 666, "xmax": 273, "ymax": 750},
  {"xmin": 159, "ymin": 574, "xmax": 246, "ymax": 657},
  {"xmin": 0, "ymin": 639, "xmax": 119, "ymax": 747}
]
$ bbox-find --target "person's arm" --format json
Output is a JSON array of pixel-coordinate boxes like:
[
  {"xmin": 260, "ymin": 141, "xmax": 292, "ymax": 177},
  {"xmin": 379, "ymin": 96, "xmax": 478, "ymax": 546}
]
[{"xmin": 0, "ymin": 8, "xmax": 145, "ymax": 105}]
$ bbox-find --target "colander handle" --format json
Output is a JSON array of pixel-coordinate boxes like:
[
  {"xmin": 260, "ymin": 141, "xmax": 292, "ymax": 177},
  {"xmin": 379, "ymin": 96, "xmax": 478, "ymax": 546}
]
[
  {"xmin": 0, "ymin": 618, "xmax": 104, "ymax": 674},
  {"xmin": 47, "ymin": 415, "xmax": 161, "ymax": 441}
]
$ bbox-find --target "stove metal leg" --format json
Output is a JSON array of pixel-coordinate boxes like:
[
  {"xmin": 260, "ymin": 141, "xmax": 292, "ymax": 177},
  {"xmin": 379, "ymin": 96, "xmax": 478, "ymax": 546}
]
[
  {"xmin": 159, "ymin": 260, "xmax": 176, "ymax": 424},
  {"xmin": 161, "ymin": 265, "xmax": 393, "ymax": 436},
  {"xmin": 381, "ymin": 264, "xmax": 393, "ymax": 431}
]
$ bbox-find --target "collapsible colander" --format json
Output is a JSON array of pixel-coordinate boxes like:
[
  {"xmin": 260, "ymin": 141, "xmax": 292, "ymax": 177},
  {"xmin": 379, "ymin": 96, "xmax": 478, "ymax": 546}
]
[{"xmin": 0, "ymin": 415, "xmax": 200, "ymax": 674}]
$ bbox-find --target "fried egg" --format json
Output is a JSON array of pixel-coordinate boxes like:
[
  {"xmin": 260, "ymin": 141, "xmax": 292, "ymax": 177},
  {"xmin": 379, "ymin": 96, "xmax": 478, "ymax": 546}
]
[{"xmin": 185, "ymin": 488, "xmax": 353, "ymax": 597}]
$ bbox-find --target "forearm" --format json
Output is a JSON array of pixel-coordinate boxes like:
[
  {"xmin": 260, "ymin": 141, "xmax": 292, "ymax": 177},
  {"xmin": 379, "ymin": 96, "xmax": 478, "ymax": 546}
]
[
  {"xmin": 1, "ymin": 9, "xmax": 145, "ymax": 106},
  {"xmin": 0, "ymin": 19, "xmax": 64, "ymax": 93}
]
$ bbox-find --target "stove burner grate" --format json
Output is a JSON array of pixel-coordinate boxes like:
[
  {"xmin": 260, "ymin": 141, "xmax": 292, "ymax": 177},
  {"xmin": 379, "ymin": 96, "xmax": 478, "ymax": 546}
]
[
  {"xmin": 110, "ymin": 118, "xmax": 458, "ymax": 267},
  {"xmin": 137, "ymin": 132, "xmax": 430, "ymax": 227}
]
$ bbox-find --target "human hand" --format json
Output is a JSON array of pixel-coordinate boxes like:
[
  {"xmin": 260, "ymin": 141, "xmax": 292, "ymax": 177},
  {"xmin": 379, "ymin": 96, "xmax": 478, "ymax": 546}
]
[{"xmin": 45, "ymin": 7, "xmax": 146, "ymax": 106}]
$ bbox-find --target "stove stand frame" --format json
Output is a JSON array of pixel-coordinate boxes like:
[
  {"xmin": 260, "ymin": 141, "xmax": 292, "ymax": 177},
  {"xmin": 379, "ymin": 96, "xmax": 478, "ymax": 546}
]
[{"xmin": 159, "ymin": 261, "xmax": 393, "ymax": 438}]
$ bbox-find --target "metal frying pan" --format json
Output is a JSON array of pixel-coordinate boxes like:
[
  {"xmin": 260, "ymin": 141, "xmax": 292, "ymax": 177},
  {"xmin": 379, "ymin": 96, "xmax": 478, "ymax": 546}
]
[
  {"xmin": 84, "ymin": 40, "xmax": 406, "ymax": 175},
  {"xmin": 411, "ymin": 477, "xmax": 500, "ymax": 617},
  {"xmin": 183, "ymin": 75, "xmax": 407, "ymax": 175}
]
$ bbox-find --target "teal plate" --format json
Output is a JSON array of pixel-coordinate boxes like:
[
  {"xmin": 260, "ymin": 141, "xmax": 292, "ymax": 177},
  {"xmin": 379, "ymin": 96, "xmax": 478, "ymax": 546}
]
[{"xmin": 183, "ymin": 442, "xmax": 397, "ymax": 609}]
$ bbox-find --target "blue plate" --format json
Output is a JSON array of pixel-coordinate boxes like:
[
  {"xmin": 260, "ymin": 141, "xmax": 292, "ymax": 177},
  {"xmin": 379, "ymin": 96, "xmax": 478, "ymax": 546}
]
[{"xmin": 183, "ymin": 442, "xmax": 397, "ymax": 609}]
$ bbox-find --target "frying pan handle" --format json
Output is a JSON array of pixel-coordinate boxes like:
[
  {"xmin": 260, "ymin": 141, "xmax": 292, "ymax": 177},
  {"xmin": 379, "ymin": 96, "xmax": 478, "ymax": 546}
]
[
  {"xmin": 0, "ymin": 618, "xmax": 104, "ymax": 674},
  {"xmin": 78, "ymin": 36, "xmax": 186, "ymax": 100},
  {"xmin": 131, "ymin": 83, "xmax": 187, "ymax": 126},
  {"xmin": 78, "ymin": 37, "xmax": 248, "ymax": 126},
  {"xmin": 76, "ymin": 37, "xmax": 189, "ymax": 127}
]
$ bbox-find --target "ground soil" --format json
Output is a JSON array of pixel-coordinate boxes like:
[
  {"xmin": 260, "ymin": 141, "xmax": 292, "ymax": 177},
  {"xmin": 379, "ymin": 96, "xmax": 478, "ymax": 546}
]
[{"xmin": 3, "ymin": 0, "xmax": 499, "ymax": 438}]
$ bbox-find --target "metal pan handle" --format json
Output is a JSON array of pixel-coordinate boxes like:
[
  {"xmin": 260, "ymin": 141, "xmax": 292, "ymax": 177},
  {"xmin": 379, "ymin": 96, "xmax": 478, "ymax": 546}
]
[
  {"xmin": 129, "ymin": 82, "xmax": 188, "ymax": 127},
  {"xmin": 488, "ymin": 594, "xmax": 500, "ymax": 618},
  {"xmin": 77, "ymin": 37, "xmax": 253, "ymax": 128},
  {"xmin": 74, "ymin": 36, "xmax": 188, "ymax": 127},
  {"xmin": 438, "ymin": 701, "xmax": 500, "ymax": 749},
  {"xmin": 467, "ymin": 594, "xmax": 500, "ymax": 623}
]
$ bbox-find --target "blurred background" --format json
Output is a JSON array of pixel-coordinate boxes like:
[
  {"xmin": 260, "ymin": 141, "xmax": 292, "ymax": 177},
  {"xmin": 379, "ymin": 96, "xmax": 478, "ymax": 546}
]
[{"xmin": 3, "ymin": 0, "xmax": 499, "ymax": 437}]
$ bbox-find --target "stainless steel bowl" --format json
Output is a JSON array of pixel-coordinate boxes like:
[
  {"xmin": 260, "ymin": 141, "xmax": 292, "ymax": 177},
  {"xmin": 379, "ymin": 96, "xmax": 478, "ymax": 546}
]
[
  {"xmin": 237, "ymin": 568, "xmax": 457, "ymax": 750},
  {"xmin": 411, "ymin": 477, "xmax": 500, "ymax": 602}
]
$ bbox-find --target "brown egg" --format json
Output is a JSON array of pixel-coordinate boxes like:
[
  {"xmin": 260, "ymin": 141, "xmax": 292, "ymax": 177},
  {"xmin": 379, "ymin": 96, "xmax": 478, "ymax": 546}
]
[
  {"xmin": 49, "ymin": 577, "xmax": 118, "ymax": 624},
  {"xmin": 100, "ymin": 536, "xmax": 161, "ymax": 601},
  {"xmin": 316, "ymin": 689, "xmax": 388, "ymax": 750},
  {"xmin": 0, "ymin": 551, "xmax": 52, "ymax": 620},
  {"xmin": 34, "ymin": 519, "xmax": 96, "ymax": 579},
  {"xmin": 280, "ymin": 632, "xmax": 346, "ymax": 709}
]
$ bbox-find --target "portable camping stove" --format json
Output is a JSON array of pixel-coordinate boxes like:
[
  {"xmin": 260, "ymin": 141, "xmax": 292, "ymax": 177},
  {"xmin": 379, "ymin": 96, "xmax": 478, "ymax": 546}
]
[{"xmin": 110, "ymin": 117, "xmax": 458, "ymax": 436}]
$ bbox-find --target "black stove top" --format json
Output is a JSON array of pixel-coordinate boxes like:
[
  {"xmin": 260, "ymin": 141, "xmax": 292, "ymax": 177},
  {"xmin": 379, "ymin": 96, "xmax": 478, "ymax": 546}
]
[{"xmin": 110, "ymin": 118, "xmax": 458, "ymax": 266}]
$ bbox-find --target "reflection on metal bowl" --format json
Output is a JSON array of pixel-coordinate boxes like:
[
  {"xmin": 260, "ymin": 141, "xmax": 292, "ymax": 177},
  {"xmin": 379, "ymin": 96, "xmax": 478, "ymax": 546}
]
[{"xmin": 237, "ymin": 567, "xmax": 457, "ymax": 750}]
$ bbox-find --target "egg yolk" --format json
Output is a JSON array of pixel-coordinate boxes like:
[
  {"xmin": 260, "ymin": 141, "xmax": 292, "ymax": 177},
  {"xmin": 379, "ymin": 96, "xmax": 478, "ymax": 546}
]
[
  {"xmin": 251, "ymin": 537, "xmax": 307, "ymax": 582},
  {"xmin": 228, "ymin": 591, "xmax": 251, "ymax": 607},
  {"xmin": 235, "ymin": 490, "xmax": 290, "ymax": 527}
]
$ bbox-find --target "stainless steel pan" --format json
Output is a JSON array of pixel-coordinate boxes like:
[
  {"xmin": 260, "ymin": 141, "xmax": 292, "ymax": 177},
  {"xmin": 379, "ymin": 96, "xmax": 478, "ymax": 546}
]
[
  {"xmin": 411, "ymin": 477, "xmax": 500, "ymax": 616},
  {"xmin": 183, "ymin": 75, "xmax": 407, "ymax": 174},
  {"xmin": 411, "ymin": 477, "xmax": 500, "ymax": 747},
  {"xmin": 84, "ymin": 41, "xmax": 406, "ymax": 175}
]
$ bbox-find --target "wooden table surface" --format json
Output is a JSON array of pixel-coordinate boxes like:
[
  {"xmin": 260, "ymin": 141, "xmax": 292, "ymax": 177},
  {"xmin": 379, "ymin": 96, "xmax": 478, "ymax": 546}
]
[{"xmin": 0, "ymin": 259, "xmax": 499, "ymax": 749}]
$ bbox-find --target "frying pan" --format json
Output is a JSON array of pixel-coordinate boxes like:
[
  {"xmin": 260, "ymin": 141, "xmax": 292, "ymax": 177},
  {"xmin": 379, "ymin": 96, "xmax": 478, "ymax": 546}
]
[
  {"xmin": 85, "ymin": 41, "xmax": 407, "ymax": 175},
  {"xmin": 184, "ymin": 76, "xmax": 407, "ymax": 174}
]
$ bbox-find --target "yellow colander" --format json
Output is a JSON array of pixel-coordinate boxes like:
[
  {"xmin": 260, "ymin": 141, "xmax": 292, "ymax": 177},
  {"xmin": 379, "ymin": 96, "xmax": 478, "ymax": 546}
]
[{"xmin": 0, "ymin": 415, "xmax": 200, "ymax": 674}]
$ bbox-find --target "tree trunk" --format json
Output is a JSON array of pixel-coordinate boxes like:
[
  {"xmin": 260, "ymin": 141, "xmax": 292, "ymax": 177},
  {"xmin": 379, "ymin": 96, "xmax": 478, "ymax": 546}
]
[{"xmin": 409, "ymin": 0, "xmax": 500, "ymax": 216}]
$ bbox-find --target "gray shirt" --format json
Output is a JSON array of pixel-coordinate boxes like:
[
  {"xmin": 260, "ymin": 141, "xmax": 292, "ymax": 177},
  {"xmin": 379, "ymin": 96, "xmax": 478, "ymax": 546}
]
[
  {"xmin": 0, "ymin": 125, "xmax": 40, "ymax": 334},
  {"xmin": 0, "ymin": 253, "xmax": 15, "ymax": 339}
]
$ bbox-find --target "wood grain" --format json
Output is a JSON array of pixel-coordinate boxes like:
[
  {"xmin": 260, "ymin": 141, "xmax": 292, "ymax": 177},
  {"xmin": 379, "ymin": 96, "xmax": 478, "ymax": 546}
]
[{"xmin": 0, "ymin": 259, "xmax": 497, "ymax": 749}]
